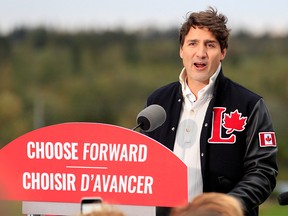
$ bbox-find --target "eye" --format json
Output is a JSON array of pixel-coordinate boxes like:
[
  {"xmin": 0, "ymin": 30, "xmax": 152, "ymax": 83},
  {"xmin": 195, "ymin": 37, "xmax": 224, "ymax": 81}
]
[
  {"xmin": 187, "ymin": 40, "xmax": 197, "ymax": 46},
  {"xmin": 207, "ymin": 43, "xmax": 216, "ymax": 48}
]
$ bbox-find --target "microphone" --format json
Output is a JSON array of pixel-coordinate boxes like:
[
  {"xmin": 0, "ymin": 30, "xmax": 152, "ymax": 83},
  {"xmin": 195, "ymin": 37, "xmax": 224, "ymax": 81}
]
[
  {"xmin": 133, "ymin": 104, "xmax": 166, "ymax": 132},
  {"xmin": 278, "ymin": 191, "xmax": 288, "ymax": 205}
]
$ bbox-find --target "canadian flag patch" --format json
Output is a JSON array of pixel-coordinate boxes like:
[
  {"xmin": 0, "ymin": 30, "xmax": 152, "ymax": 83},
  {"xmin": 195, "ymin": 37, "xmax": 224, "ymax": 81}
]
[{"xmin": 259, "ymin": 132, "xmax": 277, "ymax": 147}]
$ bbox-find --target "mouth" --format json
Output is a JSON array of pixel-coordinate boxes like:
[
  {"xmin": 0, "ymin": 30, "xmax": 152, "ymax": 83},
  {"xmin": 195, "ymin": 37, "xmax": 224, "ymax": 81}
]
[{"xmin": 194, "ymin": 62, "xmax": 207, "ymax": 70}]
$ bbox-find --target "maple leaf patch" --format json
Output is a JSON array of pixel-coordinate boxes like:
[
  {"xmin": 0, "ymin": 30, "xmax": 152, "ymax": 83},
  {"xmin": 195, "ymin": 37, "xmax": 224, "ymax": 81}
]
[
  {"xmin": 223, "ymin": 110, "xmax": 247, "ymax": 134},
  {"xmin": 259, "ymin": 132, "xmax": 277, "ymax": 147}
]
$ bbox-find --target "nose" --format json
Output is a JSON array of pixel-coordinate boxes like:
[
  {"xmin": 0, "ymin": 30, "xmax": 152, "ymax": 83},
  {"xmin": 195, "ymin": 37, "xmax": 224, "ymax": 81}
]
[{"xmin": 196, "ymin": 45, "xmax": 207, "ymax": 58}]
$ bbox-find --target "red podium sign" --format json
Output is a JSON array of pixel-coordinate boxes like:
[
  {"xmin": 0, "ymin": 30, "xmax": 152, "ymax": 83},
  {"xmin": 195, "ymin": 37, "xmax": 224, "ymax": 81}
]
[{"xmin": 0, "ymin": 123, "xmax": 187, "ymax": 207}]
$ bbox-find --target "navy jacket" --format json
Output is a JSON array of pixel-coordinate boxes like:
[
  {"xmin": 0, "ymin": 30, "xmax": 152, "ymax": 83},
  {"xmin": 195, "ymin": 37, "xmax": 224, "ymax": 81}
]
[{"xmin": 144, "ymin": 69, "xmax": 278, "ymax": 216}]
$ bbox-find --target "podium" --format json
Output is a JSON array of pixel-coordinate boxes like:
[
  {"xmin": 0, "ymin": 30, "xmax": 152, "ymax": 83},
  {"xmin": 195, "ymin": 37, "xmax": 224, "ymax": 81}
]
[{"xmin": 0, "ymin": 123, "xmax": 188, "ymax": 215}]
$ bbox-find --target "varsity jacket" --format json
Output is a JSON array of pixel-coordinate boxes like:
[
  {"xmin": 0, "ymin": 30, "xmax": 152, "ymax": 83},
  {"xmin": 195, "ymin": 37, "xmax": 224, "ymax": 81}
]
[{"xmin": 144, "ymin": 69, "xmax": 278, "ymax": 216}]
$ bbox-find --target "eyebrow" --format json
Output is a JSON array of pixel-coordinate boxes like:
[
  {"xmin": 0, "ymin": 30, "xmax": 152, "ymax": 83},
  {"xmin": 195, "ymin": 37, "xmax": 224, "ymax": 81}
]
[
  {"xmin": 204, "ymin": 39, "xmax": 218, "ymax": 44},
  {"xmin": 186, "ymin": 39, "xmax": 218, "ymax": 44}
]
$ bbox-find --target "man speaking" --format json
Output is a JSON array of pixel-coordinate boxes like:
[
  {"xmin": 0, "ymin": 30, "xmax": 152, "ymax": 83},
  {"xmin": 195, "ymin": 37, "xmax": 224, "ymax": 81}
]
[{"xmin": 143, "ymin": 7, "xmax": 278, "ymax": 216}]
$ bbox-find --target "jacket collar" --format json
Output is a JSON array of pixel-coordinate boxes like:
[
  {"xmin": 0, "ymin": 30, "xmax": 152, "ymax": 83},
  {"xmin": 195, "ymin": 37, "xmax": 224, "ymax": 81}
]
[{"xmin": 212, "ymin": 67, "xmax": 226, "ymax": 98}]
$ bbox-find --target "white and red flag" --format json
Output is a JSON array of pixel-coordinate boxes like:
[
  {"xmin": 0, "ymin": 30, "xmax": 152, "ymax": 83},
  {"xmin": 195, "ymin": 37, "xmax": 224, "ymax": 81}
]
[{"xmin": 259, "ymin": 132, "xmax": 277, "ymax": 147}]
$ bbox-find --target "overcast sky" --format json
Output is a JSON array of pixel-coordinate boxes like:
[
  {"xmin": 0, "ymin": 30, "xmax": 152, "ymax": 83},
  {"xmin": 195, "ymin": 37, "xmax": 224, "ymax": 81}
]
[{"xmin": 0, "ymin": 0, "xmax": 287, "ymax": 35}]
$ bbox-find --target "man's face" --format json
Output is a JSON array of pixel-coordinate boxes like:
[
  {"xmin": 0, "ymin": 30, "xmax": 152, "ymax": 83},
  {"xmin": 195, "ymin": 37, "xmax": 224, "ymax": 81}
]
[{"xmin": 180, "ymin": 27, "xmax": 226, "ymax": 88}]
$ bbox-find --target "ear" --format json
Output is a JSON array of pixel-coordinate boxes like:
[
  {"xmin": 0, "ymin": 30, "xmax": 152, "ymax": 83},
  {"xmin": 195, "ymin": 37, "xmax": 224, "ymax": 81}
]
[
  {"xmin": 220, "ymin": 48, "xmax": 227, "ymax": 61},
  {"xmin": 179, "ymin": 46, "xmax": 183, "ymax": 59}
]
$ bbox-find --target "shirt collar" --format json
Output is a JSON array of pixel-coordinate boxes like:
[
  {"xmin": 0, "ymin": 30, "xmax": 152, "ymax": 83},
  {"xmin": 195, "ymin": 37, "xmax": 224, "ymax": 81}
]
[{"xmin": 179, "ymin": 63, "xmax": 221, "ymax": 103}]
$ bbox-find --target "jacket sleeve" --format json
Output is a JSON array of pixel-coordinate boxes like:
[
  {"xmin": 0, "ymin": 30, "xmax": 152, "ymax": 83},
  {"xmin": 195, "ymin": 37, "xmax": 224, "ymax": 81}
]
[{"xmin": 228, "ymin": 99, "xmax": 278, "ymax": 213}]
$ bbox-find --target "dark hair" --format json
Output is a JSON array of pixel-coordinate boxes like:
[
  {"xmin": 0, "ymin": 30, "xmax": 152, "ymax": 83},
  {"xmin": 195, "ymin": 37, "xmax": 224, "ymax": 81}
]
[{"xmin": 179, "ymin": 7, "xmax": 230, "ymax": 51}]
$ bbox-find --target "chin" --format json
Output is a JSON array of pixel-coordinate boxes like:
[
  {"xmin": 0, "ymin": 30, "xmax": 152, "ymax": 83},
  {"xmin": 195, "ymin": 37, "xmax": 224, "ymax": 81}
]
[{"xmin": 192, "ymin": 74, "xmax": 211, "ymax": 83}]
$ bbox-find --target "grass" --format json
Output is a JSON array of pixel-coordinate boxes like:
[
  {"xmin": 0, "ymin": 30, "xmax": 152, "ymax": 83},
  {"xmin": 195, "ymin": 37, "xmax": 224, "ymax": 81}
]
[{"xmin": 260, "ymin": 198, "xmax": 287, "ymax": 216}]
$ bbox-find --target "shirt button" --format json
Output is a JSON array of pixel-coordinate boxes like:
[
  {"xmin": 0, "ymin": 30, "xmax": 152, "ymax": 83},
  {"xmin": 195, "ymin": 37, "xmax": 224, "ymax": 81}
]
[
  {"xmin": 171, "ymin": 127, "xmax": 175, "ymax": 131},
  {"xmin": 186, "ymin": 128, "xmax": 190, "ymax": 132},
  {"xmin": 178, "ymin": 98, "xmax": 182, "ymax": 102},
  {"xmin": 204, "ymin": 123, "xmax": 208, "ymax": 127},
  {"xmin": 201, "ymin": 153, "xmax": 204, "ymax": 157}
]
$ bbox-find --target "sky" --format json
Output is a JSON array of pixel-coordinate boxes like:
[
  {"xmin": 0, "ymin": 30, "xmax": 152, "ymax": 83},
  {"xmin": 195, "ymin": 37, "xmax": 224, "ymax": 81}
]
[{"xmin": 0, "ymin": 0, "xmax": 287, "ymax": 35}]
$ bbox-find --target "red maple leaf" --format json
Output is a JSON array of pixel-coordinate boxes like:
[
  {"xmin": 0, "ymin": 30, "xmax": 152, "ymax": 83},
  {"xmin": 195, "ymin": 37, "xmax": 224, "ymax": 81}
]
[
  {"xmin": 223, "ymin": 110, "xmax": 247, "ymax": 134},
  {"xmin": 266, "ymin": 136, "xmax": 272, "ymax": 142}
]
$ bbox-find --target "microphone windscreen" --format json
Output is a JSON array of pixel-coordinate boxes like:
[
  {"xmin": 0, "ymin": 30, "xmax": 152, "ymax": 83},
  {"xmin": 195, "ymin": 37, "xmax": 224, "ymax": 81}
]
[
  {"xmin": 278, "ymin": 191, "xmax": 288, "ymax": 205},
  {"xmin": 136, "ymin": 104, "xmax": 166, "ymax": 132}
]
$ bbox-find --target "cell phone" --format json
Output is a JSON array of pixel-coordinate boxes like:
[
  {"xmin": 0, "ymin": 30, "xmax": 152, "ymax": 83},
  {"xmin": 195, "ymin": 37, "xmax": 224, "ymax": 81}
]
[{"xmin": 81, "ymin": 197, "xmax": 103, "ymax": 214}]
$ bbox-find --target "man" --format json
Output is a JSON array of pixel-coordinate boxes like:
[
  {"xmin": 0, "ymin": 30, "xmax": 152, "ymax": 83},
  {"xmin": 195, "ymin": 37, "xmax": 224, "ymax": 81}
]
[{"xmin": 143, "ymin": 7, "xmax": 278, "ymax": 216}]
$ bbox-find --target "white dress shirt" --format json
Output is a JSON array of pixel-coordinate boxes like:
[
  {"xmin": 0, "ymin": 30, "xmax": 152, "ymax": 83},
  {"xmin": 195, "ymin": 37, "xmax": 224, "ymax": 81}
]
[{"xmin": 173, "ymin": 63, "xmax": 221, "ymax": 201}]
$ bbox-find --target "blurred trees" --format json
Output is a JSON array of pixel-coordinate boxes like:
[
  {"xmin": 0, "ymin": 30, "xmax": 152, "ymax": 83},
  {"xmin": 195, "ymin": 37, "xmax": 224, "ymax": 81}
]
[{"xmin": 0, "ymin": 27, "xmax": 287, "ymax": 177}]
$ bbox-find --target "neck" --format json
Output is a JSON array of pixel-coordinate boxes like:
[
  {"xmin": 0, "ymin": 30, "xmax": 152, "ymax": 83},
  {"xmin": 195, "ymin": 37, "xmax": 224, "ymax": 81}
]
[{"xmin": 187, "ymin": 80, "xmax": 208, "ymax": 100}]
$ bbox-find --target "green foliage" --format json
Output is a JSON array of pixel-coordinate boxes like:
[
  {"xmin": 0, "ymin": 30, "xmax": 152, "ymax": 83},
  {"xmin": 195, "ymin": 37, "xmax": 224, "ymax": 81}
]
[{"xmin": 0, "ymin": 27, "xmax": 287, "ymax": 173}]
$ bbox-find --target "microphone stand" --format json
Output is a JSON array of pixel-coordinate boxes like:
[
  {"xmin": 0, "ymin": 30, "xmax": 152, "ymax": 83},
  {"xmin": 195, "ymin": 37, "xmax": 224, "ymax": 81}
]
[{"xmin": 131, "ymin": 122, "xmax": 143, "ymax": 131}]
